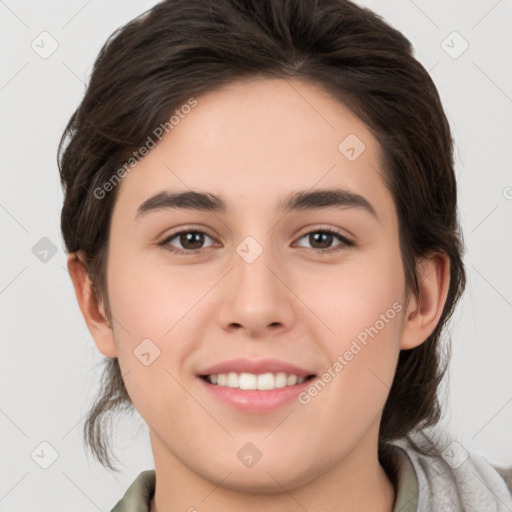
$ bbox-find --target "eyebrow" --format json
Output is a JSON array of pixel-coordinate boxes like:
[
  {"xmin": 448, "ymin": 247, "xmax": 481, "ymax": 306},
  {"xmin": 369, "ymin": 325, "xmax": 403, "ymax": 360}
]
[{"xmin": 135, "ymin": 188, "xmax": 378, "ymax": 220}]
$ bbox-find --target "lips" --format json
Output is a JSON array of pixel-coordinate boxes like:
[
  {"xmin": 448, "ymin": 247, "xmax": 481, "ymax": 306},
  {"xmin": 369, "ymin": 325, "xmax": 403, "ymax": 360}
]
[{"xmin": 196, "ymin": 357, "xmax": 316, "ymax": 378}]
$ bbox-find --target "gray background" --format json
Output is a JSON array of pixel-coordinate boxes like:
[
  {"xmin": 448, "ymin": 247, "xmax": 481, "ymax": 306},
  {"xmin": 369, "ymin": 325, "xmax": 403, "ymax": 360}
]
[{"xmin": 1, "ymin": 0, "xmax": 511, "ymax": 510}]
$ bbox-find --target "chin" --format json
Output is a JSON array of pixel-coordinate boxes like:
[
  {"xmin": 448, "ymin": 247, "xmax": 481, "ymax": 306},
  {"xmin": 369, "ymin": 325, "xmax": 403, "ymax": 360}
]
[{"xmin": 193, "ymin": 455, "xmax": 321, "ymax": 494}]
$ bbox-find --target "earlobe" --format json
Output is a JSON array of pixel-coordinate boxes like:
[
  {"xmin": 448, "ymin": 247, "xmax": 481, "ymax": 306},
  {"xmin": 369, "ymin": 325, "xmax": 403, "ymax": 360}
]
[
  {"xmin": 66, "ymin": 251, "xmax": 118, "ymax": 358},
  {"xmin": 400, "ymin": 252, "xmax": 451, "ymax": 350}
]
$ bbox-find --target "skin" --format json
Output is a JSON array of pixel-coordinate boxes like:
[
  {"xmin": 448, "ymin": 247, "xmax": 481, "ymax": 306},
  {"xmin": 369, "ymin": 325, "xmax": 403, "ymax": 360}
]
[{"xmin": 68, "ymin": 77, "xmax": 450, "ymax": 511}]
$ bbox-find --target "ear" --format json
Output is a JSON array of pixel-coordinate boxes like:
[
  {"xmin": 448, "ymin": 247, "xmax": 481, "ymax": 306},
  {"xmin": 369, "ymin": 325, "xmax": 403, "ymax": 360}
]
[
  {"xmin": 66, "ymin": 251, "xmax": 117, "ymax": 358},
  {"xmin": 400, "ymin": 251, "xmax": 451, "ymax": 350}
]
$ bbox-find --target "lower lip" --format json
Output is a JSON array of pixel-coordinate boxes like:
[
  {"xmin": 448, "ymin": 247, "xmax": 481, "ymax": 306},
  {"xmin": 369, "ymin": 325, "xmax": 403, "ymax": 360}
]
[{"xmin": 197, "ymin": 376, "xmax": 315, "ymax": 413}]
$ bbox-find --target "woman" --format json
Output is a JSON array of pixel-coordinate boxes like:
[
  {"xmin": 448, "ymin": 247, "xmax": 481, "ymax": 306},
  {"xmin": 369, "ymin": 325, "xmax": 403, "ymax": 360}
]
[{"xmin": 58, "ymin": 0, "xmax": 512, "ymax": 510}]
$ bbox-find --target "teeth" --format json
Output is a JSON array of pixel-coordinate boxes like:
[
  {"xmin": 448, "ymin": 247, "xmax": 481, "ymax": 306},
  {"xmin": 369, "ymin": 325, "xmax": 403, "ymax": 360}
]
[
  {"xmin": 205, "ymin": 372, "xmax": 308, "ymax": 390},
  {"xmin": 286, "ymin": 374, "xmax": 298, "ymax": 386}
]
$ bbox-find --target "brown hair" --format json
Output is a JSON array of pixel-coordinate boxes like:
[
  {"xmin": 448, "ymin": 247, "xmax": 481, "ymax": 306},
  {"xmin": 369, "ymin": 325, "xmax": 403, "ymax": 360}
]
[{"xmin": 58, "ymin": 0, "xmax": 466, "ymax": 473}]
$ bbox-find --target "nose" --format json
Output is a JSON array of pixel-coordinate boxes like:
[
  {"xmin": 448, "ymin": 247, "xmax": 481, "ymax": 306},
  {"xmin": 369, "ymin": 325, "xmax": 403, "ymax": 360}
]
[{"xmin": 217, "ymin": 242, "xmax": 296, "ymax": 338}]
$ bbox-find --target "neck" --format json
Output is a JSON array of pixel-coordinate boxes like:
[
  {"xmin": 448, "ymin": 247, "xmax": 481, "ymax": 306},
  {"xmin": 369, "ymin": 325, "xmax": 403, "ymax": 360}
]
[{"xmin": 148, "ymin": 429, "xmax": 396, "ymax": 512}]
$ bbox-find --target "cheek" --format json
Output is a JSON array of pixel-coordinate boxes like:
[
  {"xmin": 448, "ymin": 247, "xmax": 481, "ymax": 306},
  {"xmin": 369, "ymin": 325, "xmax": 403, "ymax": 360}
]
[
  {"xmin": 302, "ymin": 248, "xmax": 405, "ymax": 406},
  {"xmin": 305, "ymin": 246, "xmax": 405, "ymax": 344},
  {"xmin": 106, "ymin": 251, "xmax": 210, "ymax": 342},
  {"xmin": 104, "ymin": 251, "xmax": 222, "ymax": 417}
]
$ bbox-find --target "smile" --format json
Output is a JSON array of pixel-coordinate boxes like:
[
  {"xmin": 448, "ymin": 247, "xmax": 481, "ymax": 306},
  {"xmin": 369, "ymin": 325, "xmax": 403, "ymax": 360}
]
[
  {"xmin": 198, "ymin": 372, "xmax": 317, "ymax": 414},
  {"xmin": 202, "ymin": 371, "xmax": 315, "ymax": 390}
]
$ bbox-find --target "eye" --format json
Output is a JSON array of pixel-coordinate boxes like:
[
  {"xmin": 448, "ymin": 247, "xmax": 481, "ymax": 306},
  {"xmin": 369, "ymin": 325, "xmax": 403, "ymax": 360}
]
[
  {"xmin": 158, "ymin": 227, "xmax": 354, "ymax": 256},
  {"xmin": 158, "ymin": 229, "xmax": 217, "ymax": 256},
  {"xmin": 294, "ymin": 228, "xmax": 354, "ymax": 254}
]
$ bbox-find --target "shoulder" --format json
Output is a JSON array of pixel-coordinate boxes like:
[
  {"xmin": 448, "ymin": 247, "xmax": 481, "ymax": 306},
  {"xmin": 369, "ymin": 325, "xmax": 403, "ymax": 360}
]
[
  {"xmin": 391, "ymin": 428, "xmax": 512, "ymax": 511},
  {"xmin": 494, "ymin": 465, "xmax": 512, "ymax": 493},
  {"xmin": 110, "ymin": 470, "xmax": 156, "ymax": 512}
]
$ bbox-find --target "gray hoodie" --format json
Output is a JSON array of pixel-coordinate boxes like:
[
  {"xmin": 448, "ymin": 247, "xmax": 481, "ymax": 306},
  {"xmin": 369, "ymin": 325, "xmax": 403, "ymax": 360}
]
[{"xmin": 392, "ymin": 427, "xmax": 512, "ymax": 511}]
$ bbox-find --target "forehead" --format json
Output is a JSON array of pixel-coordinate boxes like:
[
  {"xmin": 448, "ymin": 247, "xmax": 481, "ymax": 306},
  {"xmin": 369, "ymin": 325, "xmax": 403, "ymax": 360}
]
[{"xmin": 113, "ymin": 77, "xmax": 394, "ymax": 224}]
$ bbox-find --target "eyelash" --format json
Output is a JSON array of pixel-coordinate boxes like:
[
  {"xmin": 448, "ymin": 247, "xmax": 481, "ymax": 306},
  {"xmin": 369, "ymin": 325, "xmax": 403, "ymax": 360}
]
[{"xmin": 157, "ymin": 227, "xmax": 355, "ymax": 256}]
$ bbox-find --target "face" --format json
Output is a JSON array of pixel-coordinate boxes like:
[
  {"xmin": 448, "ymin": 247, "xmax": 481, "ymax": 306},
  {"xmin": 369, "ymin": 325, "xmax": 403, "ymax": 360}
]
[{"xmin": 102, "ymin": 77, "xmax": 410, "ymax": 491}]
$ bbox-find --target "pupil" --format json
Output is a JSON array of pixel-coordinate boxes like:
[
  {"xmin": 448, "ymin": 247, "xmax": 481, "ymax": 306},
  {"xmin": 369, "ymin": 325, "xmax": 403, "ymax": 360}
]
[
  {"xmin": 312, "ymin": 232, "xmax": 331, "ymax": 248},
  {"xmin": 182, "ymin": 232, "xmax": 203, "ymax": 249}
]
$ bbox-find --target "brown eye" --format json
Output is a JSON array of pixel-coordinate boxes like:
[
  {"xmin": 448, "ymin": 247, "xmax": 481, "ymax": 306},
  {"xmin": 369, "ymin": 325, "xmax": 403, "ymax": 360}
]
[
  {"xmin": 308, "ymin": 232, "xmax": 336, "ymax": 249},
  {"xmin": 159, "ymin": 230, "xmax": 216, "ymax": 255},
  {"xmin": 177, "ymin": 232, "xmax": 207, "ymax": 250},
  {"xmin": 295, "ymin": 229, "xmax": 354, "ymax": 253}
]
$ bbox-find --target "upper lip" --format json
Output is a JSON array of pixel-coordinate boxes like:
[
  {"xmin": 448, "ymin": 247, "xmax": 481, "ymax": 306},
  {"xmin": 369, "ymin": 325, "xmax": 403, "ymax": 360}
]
[{"xmin": 197, "ymin": 358, "xmax": 316, "ymax": 378}]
